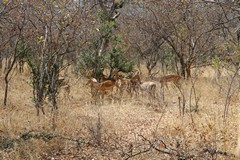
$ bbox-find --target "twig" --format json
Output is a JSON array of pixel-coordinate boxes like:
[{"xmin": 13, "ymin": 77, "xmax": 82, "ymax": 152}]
[
  {"xmin": 123, "ymin": 135, "xmax": 234, "ymax": 160},
  {"xmin": 0, "ymin": 130, "xmax": 90, "ymax": 150}
]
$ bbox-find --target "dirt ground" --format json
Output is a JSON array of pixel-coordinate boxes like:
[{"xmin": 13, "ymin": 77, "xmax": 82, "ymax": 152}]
[{"xmin": 0, "ymin": 66, "xmax": 239, "ymax": 159}]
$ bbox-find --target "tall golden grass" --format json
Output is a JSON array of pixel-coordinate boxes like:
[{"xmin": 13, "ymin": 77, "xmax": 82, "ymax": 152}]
[{"xmin": 0, "ymin": 66, "xmax": 239, "ymax": 159}]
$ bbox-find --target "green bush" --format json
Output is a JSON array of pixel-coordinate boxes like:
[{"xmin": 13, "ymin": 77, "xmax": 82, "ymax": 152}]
[{"xmin": 107, "ymin": 46, "xmax": 133, "ymax": 73}]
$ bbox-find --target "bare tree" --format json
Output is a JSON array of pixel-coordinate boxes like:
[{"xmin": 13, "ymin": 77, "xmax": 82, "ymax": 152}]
[
  {"xmin": 19, "ymin": 0, "xmax": 85, "ymax": 115},
  {"xmin": 205, "ymin": 0, "xmax": 240, "ymax": 119},
  {"xmin": 122, "ymin": 1, "xmax": 219, "ymax": 79},
  {"xmin": 0, "ymin": 1, "xmax": 27, "ymax": 107}
]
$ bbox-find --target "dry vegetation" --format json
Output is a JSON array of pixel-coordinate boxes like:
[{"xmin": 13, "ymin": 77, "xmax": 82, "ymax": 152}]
[{"xmin": 0, "ymin": 66, "xmax": 239, "ymax": 160}]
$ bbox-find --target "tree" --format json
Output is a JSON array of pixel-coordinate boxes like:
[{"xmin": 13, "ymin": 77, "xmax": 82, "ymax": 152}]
[
  {"xmin": 75, "ymin": 0, "xmax": 131, "ymax": 81},
  {"xmin": 0, "ymin": 1, "xmax": 27, "ymax": 107},
  {"xmin": 203, "ymin": 0, "xmax": 240, "ymax": 118},
  {"xmin": 122, "ymin": 1, "xmax": 220, "ymax": 79},
  {"xmin": 20, "ymin": 0, "xmax": 84, "ymax": 115},
  {"xmin": 120, "ymin": 2, "xmax": 167, "ymax": 76}
]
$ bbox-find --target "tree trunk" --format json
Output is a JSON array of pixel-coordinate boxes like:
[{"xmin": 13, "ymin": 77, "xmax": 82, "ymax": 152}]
[
  {"xmin": 186, "ymin": 62, "xmax": 191, "ymax": 79},
  {"xmin": 137, "ymin": 56, "xmax": 142, "ymax": 75},
  {"xmin": 3, "ymin": 57, "xmax": 16, "ymax": 107},
  {"xmin": 0, "ymin": 55, "xmax": 2, "ymax": 70},
  {"xmin": 35, "ymin": 102, "xmax": 45, "ymax": 116},
  {"xmin": 3, "ymin": 78, "xmax": 9, "ymax": 107},
  {"xmin": 147, "ymin": 65, "xmax": 153, "ymax": 77},
  {"xmin": 19, "ymin": 60, "xmax": 24, "ymax": 73},
  {"xmin": 179, "ymin": 56, "xmax": 186, "ymax": 79}
]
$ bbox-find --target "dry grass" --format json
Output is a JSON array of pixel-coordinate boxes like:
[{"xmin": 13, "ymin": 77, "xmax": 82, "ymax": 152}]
[{"xmin": 0, "ymin": 66, "xmax": 239, "ymax": 159}]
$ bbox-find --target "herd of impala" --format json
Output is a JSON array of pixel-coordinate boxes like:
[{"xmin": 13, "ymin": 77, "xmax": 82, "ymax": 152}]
[
  {"xmin": 84, "ymin": 69, "xmax": 181, "ymax": 104},
  {"xmin": 46, "ymin": 70, "xmax": 240, "ymax": 157}
]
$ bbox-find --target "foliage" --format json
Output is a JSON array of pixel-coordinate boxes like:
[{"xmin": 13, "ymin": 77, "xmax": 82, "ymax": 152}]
[
  {"xmin": 76, "ymin": 42, "xmax": 133, "ymax": 79},
  {"xmin": 23, "ymin": 43, "xmax": 49, "ymax": 113},
  {"xmin": 107, "ymin": 46, "xmax": 133, "ymax": 72},
  {"xmin": 76, "ymin": 50, "xmax": 106, "ymax": 79},
  {"xmin": 17, "ymin": 42, "xmax": 49, "ymax": 111},
  {"xmin": 75, "ymin": 5, "xmax": 133, "ymax": 80}
]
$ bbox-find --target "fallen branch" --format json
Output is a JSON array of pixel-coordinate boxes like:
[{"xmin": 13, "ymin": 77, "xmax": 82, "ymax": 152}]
[
  {"xmin": 123, "ymin": 135, "xmax": 235, "ymax": 160},
  {"xmin": 0, "ymin": 130, "xmax": 90, "ymax": 150}
]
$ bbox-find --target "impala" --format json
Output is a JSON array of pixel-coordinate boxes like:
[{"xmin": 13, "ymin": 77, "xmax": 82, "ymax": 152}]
[
  {"xmin": 112, "ymin": 69, "xmax": 131, "ymax": 96},
  {"xmin": 137, "ymin": 81, "xmax": 157, "ymax": 99},
  {"xmin": 86, "ymin": 78, "xmax": 98, "ymax": 96},
  {"xmin": 158, "ymin": 74, "xmax": 181, "ymax": 89},
  {"xmin": 86, "ymin": 78, "xmax": 115, "ymax": 104}
]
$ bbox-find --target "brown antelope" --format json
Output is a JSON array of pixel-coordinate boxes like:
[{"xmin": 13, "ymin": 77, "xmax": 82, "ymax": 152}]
[
  {"xmin": 86, "ymin": 78, "xmax": 115, "ymax": 104},
  {"xmin": 158, "ymin": 74, "xmax": 181, "ymax": 89},
  {"xmin": 86, "ymin": 78, "xmax": 98, "ymax": 96},
  {"xmin": 137, "ymin": 81, "xmax": 157, "ymax": 100},
  {"xmin": 115, "ymin": 79, "xmax": 131, "ymax": 95},
  {"xmin": 112, "ymin": 69, "xmax": 131, "ymax": 96}
]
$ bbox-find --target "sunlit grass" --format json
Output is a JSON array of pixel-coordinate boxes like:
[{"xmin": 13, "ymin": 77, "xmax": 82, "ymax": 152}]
[{"xmin": 0, "ymin": 66, "xmax": 239, "ymax": 159}]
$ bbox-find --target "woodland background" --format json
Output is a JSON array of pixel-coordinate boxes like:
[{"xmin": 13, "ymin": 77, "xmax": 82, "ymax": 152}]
[{"xmin": 1, "ymin": 0, "xmax": 240, "ymax": 159}]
